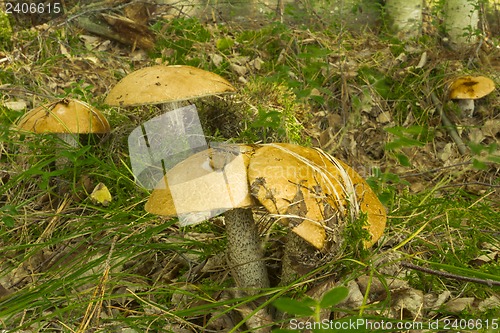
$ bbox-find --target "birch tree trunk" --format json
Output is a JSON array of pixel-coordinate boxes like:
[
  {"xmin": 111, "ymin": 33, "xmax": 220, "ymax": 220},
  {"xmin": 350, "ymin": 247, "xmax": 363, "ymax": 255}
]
[
  {"xmin": 444, "ymin": 0, "xmax": 480, "ymax": 49},
  {"xmin": 385, "ymin": 0, "xmax": 423, "ymax": 39}
]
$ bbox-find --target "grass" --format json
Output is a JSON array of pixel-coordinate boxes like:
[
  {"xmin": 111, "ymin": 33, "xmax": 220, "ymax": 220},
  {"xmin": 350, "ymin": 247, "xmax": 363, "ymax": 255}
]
[{"xmin": 1, "ymin": 4, "xmax": 499, "ymax": 332}]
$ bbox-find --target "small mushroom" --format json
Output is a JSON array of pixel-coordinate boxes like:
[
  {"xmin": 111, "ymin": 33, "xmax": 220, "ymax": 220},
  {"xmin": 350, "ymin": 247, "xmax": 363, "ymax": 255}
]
[
  {"xmin": 104, "ymin": 65, "xmax": 236, "ymax": 111},
  {"xmin": 15, "ymin": 98, "xmax": 110, "ymax": 146},
  {"xmin": 14, "ymin": 98, "xmax": 110, "ymax": 166},
  {"xmin": 449, "ymin": 76, "xmax": 495, "ymax": 117}
]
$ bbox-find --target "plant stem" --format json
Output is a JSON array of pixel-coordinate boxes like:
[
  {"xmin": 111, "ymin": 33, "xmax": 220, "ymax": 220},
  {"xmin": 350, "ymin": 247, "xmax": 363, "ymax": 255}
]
[
  {"xmin": 430, "ymin": 92, "xmax": 468, "ymax": 155},
  {"xmin": 402, "ymin": 261, "xmax": 500, "ymax": 287}
]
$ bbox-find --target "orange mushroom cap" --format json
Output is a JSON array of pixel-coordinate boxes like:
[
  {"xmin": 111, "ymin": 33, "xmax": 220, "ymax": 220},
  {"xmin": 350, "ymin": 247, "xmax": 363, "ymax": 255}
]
[
  {"xmin": 15, "ymin": 98, "xmax": 110, "ymax": 134},
  {"xmin": 105, "ymin": 65, "xmax": 236, "ymax": 107},
  {"xmin": 449, "ymin": 76, "xmax": 495, "ymax": 100}
]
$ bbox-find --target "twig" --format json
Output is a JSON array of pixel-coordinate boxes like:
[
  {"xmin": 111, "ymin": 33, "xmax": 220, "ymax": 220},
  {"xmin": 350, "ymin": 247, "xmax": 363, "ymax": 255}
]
[
  {"xmin": 399, "ymin": 161, "xmax": 472, "ymax": 178},
  {"xmin": 438, "ymin": 181, "xmax": 500, "ymax": 189},
  {"xmin": 401, "ymin": 261, "xmax": 500, "ymax": 287},
  {"xmin": 430, "ymin": 92, "xmax": 468, "ymax": 155}
]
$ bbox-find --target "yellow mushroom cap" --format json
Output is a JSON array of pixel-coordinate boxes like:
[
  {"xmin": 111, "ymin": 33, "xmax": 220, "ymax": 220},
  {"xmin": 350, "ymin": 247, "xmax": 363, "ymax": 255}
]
[
  {"xmin": 15, "ymin": 99, "xmax": 110, "ymax": 134},
  {"xmin": 449, "ymin": 76, "xmax": 495, "ymax": 100},
  {"xmin": 145, "ymin": 145, "xmax": 256, "ymax": 225},
  {"xmin": 248, "ymin": 143, "xmax": 386, "ymax": 249},
  {"xmin": 105, "ymin": 65, "xmax": 236, "ymax": 107}
]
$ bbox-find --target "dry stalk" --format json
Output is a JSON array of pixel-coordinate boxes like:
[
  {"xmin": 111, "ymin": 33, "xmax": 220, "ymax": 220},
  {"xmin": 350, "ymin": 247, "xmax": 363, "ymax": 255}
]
[{"xmin": 402, "ymin": 261, "xmax": 500, "ymax": 287}]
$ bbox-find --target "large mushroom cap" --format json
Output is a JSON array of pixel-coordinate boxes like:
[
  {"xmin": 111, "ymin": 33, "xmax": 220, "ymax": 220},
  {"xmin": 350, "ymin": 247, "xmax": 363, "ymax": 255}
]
[
  {"xmin": 145, "ymin": 142, "xmax": 386, "ymax": 249},
  {"xmin": 248, "ymin": 143, "xmax": 386, "ymax": 249},
  {"xmin": 15, "ymin": 98, "xmax": 110, "ymax": 134},
  {"xmin": 105, "ymin": 65, "xmax": 236, "ymax": 107},
  {"xmin": 449, "ymin": 76, "xmax": 495, "ymax": 100},
  {"xmin": 145, "ymin": 144, "xmax": 256, "ymax": 225}
]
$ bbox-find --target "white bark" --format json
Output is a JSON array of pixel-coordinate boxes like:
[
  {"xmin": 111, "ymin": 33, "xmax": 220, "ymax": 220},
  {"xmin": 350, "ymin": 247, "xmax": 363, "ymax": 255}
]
[
  {"xmin": 444, "ymin": 0, "xmax": 479, "ymax": 49},
  {"xmin": 385, "ymin": 0, "xmax": 423, "ymax": 39}
]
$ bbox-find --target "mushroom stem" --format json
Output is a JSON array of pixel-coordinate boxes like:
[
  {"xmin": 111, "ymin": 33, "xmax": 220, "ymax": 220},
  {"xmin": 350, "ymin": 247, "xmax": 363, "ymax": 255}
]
[
  {"xmin": 457, "ymin": 98, "xmax": 474, "ymax": 117},
  {"xmin": 161, "ymin": 101, "xmax": 184, "ymax": 113},
  {"xmin": 280, "ymin": 231, "xmax": 312, "ymax": 286},
  {"xmin": 55, "ymin": 133, "xmax": 79, "ymax": 169},
  {"xmin": 58, "ymin": 133, "xmax": 79, "ymax": 148},
  {"xmin": 224, "ymin": 208, "xmax": 269, "ymax": 295}
]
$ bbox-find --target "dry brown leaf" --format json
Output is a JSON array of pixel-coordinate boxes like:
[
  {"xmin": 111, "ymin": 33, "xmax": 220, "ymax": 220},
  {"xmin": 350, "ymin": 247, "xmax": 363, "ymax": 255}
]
[
  {"xmin": 391, "ymin": 288, "xmax": 424, "ymax": 319},
  {"xmin": 483, "ymin": 119, "xmax": 500, "ymax": 138},
  {"xmin": 210, "ymin": 53, "xmax": 224, "ymax": 67},
  {"xmin": 338, "ymin": 280, "xmax": 364, "ymax": 309},
  {"xmin": 229, "ymin": 63, "xmax": 248, "ymax": 76},
  {"xmin": 478, "ymin": 295, "xmax": 500, "ymax": 312},
  {"xmin": 438, "ymin": 143, "xmax": 454, "ymax": 162},
  {"xmin": 427, "ymin": 290, "xmax": 451, "ymax": 313},
  {"xmin": 251, "ymin": 57, "xmax": 264, "ymax": 70},
  {"xmin": 468, "ymin": 128, "xmax": 485, "ymax": 143},
  {"xmin": 79, "ymin": 34, "xmax": 102, "ymax": 50},
  {"xmin": 376, "ymin": 111, "xmax": 392, "ymax": 124},
  {"xmin": 3, "ymin": 100, "xmax": 28, "ymax": 111},
  {"xmin": 443, "ymin": 297, "xmax": 475, "ymax": 313}
]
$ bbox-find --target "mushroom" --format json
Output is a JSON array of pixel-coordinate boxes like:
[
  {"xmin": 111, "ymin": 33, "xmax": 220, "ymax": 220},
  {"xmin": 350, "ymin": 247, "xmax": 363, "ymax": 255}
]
[
  {"xmin": 449, "ymin": 76, "xmax": 495, "ymax": 117},
  {"xmin": 145, "ymin": 143, "xmax": 386, "ymax": 291},
  {"xmin": 14, "ymin": 98, "xmax": 110, "ymax": 166},
  {"xmin": 15, "ymin": 98, "xmax": 110, "ymax": 145},
  {"xmin": 145, "ymin": 144, "xmax": 270, "ymax": 294},
  {"xmin": 104, "ymin": 65, "xmax": 236, "ymax": 111},
  {"xmin": 248, "ymin": 143, "xmax": 386, "ymax": 250},
  {"xmin": 247, "ymin": 143, "xmax": 386, "ymax": 283},
  {"xmin": 106, "ymin": 65, "xmax": 236, "ymax": 189}
]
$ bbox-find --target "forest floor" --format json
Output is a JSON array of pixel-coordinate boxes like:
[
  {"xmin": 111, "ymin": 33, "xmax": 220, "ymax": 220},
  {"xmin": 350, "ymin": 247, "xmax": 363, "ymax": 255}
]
[{"xmin": 0, "ymin": 2, "xmax": 499, "ymax": 332}]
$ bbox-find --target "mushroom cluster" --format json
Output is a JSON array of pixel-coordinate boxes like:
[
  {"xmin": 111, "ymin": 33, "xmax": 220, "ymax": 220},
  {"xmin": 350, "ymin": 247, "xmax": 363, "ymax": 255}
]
[{"xmin": 145, "ymin": 143, "xmax": 386, "ymax": 293}]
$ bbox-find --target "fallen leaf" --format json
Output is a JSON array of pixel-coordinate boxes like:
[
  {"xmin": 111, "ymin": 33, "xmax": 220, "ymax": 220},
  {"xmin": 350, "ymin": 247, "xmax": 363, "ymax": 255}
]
[
  {"xmin": 377, "ymin": 111, "xmax": 392, "ymax": 124},
  {"xmin": 391, "ymin": 288, "xmax": 424, "ymax": 319},
  {"xmin": 90, "ymin": 183, "xmax": 112, "ymax": 206},
  {"xmin": 468, "ymin": 128, "xmax": 484, "ymax": 144},
  {"xmin": 60, "ymin": 43, "xmax": 71, "ymax": 59},
  {"xmin": 229, "ymin": 63, "xmax": 247, "ymax": 76},
  {"xmin": 3, "ymin": 100, "xmax": 28, "ymax": 111},
  {"xmin": 444, "ymin": 297, "xmax": 475, "ymax": 313},
  {"xmin": 483, "ymin": 119, "xmax": 500, "ymax": 138},
  {"xmin": 478, "ymin": 295, "xmax": 500, "ymax": 312},
  {"xmin": 210, "ymin": 53, "xmax": 224, "ymax": 67},
  {"xmin": 428, "ymin": 290, "xmax": 451, "ymax": 313},
  {"xmin": 251, "ymin": 57, "xmax": 264, "ymax": 70},
  {"xmin": 438, "ymin": 143, "xmax": 454, "ymax": 161},
  {"xmin": 79, "ymin": 34, "xmax": 102, "ymax": 50}
]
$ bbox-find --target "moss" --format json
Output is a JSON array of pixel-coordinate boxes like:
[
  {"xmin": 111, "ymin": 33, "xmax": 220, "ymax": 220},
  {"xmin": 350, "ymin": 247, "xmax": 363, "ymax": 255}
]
[
  {"xmin": 0, "ymin": 10, "xmax": 13, "ymax": 50},
  {"xmin": 239, "ymin": 79, "xmax": 311, "ymax": 145}
]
